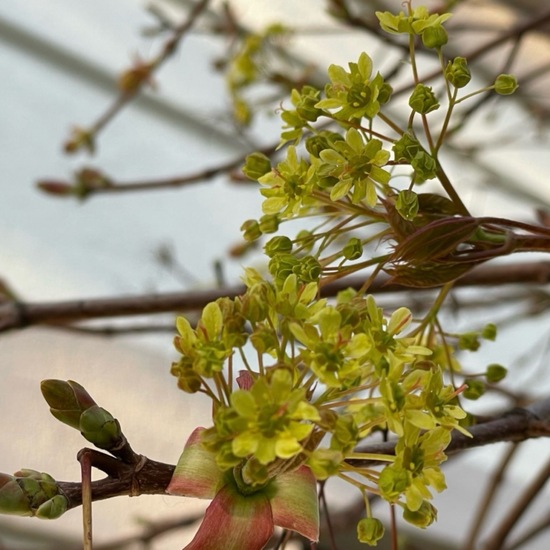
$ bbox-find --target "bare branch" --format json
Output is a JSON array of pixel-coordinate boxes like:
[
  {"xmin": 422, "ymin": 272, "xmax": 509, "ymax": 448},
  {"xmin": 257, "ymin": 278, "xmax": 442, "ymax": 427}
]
[{"xmin": 1, "ymin": 261, "xmax": 549, "ymax": 333}]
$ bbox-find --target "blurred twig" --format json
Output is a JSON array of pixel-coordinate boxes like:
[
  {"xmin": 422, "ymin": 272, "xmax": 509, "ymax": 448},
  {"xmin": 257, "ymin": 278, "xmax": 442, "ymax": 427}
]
[{"xmin": 1, "ymin": 261, "xmax": 550, "ymax": 333}]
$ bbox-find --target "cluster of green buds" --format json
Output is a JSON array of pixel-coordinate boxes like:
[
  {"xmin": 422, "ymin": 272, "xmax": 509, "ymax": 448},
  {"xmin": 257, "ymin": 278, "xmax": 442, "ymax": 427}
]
[{"xmin": 0, "ymin": 470, "xmax": 67, "ymax": 519}]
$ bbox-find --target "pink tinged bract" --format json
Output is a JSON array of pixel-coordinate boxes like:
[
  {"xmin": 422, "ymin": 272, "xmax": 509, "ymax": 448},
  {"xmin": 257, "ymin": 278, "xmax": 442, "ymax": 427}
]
[
  {"xmin": 167, "ymin": 427, "xmax": 320, "ymax": 549},
  {"xmin": 182, "ymin": 483, "xmax": 274, "ymax": 550},
  {"xmin": 166, "ymin": 427, "xmax": 221, "ymax": 499},
  {"xmin": 271, "ymin": 466, "xmax": 319, "ymax": 542}
]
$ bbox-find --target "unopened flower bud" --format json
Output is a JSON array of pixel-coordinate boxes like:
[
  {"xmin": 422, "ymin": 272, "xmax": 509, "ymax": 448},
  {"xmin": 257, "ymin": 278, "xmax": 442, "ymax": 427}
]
[
  {"xmin": 264, "ymin": 236, "xmax": 293, "ymax": 257},
  {"xmin": 299, "ymin": 255, "xmax": 322, "ymax": 282},
  {"xmin": 409, "ymin": 84, "xmax": 439, "ymax": 114},
  {"xmin": 421, "ymin": 25, "xmax": 448, "ymax": 48},
  {"xmin": 403, "ymin": 501, "xmax": 437, "ymax": 528},
  {"xmin": 486, "ymin": 364, "xmax": 507, "ymax": 383},
  {"xmin": 357, "ymin": 517, "xmax": 385, "ymax": 545},
  {"xmin": 445, "ymin": 57, "xmax": 471, "ymax": 88},
  {"xmin": 494, "ymin": 74, "xmax": 518, "ymax": 95},
  {"xmin": 258, "ymin": 214, "xmax": 280, "ymax": 234},
  {"xmin": 243, "ymin": 153, "xmax": 272, "ymax": 181},
  {"xmin": 342, "ymin": 237, "xmax": 363, "ymax": 260},
  {"xmin": 241, "ymin": 219, "xmax": 262, "ymax": 242}
]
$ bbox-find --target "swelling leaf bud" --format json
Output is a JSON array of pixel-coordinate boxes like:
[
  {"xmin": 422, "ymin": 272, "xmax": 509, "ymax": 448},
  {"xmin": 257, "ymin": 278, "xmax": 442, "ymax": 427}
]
[
  {"xmin": 79, "ymin": 405, "xmax": 122, "ymax": 449},
  {"xmin": 41, "ymin": 379, "xmax": 97, "ymax": 430},
  {"xmin": 0, "ymin": 473, "xmax": 32, "ymax": 516},
  {"xmin": 35, "ymin": 494, "xmax": 68, "ymax": 520},
  {"xmin": 36, "ymin": 181, "xmax": 74, "ymax": 197}
]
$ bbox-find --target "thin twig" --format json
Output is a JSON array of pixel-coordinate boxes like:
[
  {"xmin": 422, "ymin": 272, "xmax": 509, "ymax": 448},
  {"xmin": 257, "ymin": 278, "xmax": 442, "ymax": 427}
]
[
  {"xmin": 54, "ymin": 397, "xmax": 550, "ymax": 511},
  {"xmin": 69, "ymin": 0, "xmax": 211, "ymax": 150},
  {"xmin": 461, "ymin": 442, "xmax": 520, "ymax": 550},
  {"xmin": 482, "ymin": 455, "xmax": 550, "ymax": 549}
]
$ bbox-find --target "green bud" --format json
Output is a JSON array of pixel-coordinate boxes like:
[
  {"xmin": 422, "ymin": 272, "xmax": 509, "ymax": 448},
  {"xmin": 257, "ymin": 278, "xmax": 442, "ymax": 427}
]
[
  {"xmin": 307, "ymin": 448, "xmax": 344, "ymax": 480},
  {"xmin": 306, "ymin": 131, "xmax": 344, "ymax": 159},
  {"xmin": 171, "ymin": 360, "xmax": 203, "ymax": 393},
  {"xmin": 0, "ymin": 471, "xmax": 66, "ymax": 518},
  {"xmin": 393, "ymin": 132, "xmax": 420, "ymax": 163},
  {"xmin": 458, "ymin": 332, "xmax": 480, "ymax": 351},
  {"xmin": 243, "ymin": 152, "xmax": 272, "ymax": 181},
  {"xmin": 445, "ymin": 57, "xmax": 471, "ymax": 88},
  {"xmin": 331, "ymin": 414, "xmax": 359, "ymax": 452},
  {"xmin": 0, "ymin": 473, "xmax": 32, "ymax": 516},
  {"xmin": 378, "ymin": 465, "xmax": 410, "ymax": 501},
  {"xmin": 299, "ymin": 255, "xmax": 322, "ymax": 283},
  {"xmin": 294, "ymin": 85, "xmax": 323, "ymax": 122},
  {"xmin": 250, "ymin": 326, "xmax": 279, "ymax": 354},
  {"xmin": 481, "ymin": 323, "xmax": 497, "ymax": 341},
  {"xmin": 240, "ymin": 285, "xmax": 269, "ymax": 323},
  {"xmin": 241, "ymin": 219, "xmax": 262, "ymax": 242},
  {"xmin": 342, "ymin": 237, "xmax": 363, "ymax": 260},
  {"xmin": 258, "ymin": 214, "xmax": 280, "ymax": 234},
  {"xmin": 494, "ymin": 74, "xmax": 518, "ymax": 95},
  {"xmin": 268, "ymin": 253, "xmax": 300, "ymax": 285},
  {"xmin": 486, "ymin": 364, "xmax": 507, "ymax": 383},
  {"xmin": 79, "ymin": 405, "xmax": 122, "ymax": 449},
  {"xmin": 396, "ymin": 190, "xmax": 419, "ymax": 221},
  {"xmin": 41, "ymin": 379, "xmax": 97, "ymax": 430},
  {"xmin": 463, "ymin": 379, "xmax": 485, "ymax": 400},
  {"xmin": 421, "ymin": 25, "xmax": 448, "ymax": 48},
  {"xmin": 35, "ymin": 495, "xmax": 68, "ymax": 520},
  {"xmin": 357, "ymin": 517, "xmax": 385, "ymax": 546},
  {"xmin": 264, "ymin": 236, "xmax": 293, "ymax": 258},
  {"xmin": 378, "ymin": 82, "xmax": 393, "ymax": 105},
  {"xmin": 411, "ymin": 150, "xmax": 437, "ymax": 182},
  {"xmin": 403, "ymin": 501, "xmax": 437, "ymax": 528},
  {"xmin": 409, "ymin": 84, "xmax": 439, "ymax": 114}
]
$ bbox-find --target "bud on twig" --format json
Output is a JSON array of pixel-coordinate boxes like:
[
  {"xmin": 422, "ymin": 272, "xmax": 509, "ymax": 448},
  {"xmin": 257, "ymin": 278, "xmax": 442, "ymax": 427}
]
[
  {"xmin": 41, "ymin": 380, "xmax": 122, "ymax": 450},
  {"xmin": 0, "ymin": 470, "xmax": 68, "ymax": 519}
]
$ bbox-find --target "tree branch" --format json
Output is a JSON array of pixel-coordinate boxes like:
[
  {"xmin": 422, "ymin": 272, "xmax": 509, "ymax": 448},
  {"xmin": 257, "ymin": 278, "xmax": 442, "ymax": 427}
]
[
  {"xmin": 1, "ymin": 261, "xmax": 549, "ymax": 333},
  {"xmin": 53, "ymin": 396, "xmax": 550, "ymax": 511}
]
